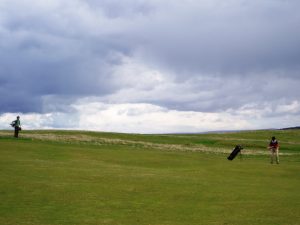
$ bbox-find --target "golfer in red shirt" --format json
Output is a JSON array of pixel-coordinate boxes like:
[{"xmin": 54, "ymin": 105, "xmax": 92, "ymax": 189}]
[{"xmin": 268, "ymin": 136, "xmax": 279, "ymax": 164}]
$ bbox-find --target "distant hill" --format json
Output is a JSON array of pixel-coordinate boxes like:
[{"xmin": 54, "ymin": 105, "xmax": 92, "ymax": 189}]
[{"xmin": 280, "ymin": 126, "xmax": 300, "ymax": 130}]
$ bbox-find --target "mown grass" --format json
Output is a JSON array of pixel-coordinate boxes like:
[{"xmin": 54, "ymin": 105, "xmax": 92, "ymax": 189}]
[{"xmin": 0, "ymin": 130, "xmax": 300, "ymax": 225}]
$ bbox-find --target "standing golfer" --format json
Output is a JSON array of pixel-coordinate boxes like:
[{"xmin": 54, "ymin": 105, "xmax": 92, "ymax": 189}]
[
  {"xmin": 268, "ymin": 136, "xmax": 279, "ymax": 164},
  {"xmin": 11, "ymin": 116, "xmax": 21, "ymax": 138}
]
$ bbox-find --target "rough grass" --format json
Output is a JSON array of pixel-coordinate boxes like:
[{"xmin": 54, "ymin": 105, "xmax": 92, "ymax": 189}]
[
  {"xmin": 1, "ymin": 129, "xmax": 299, "ymax": 155},
  {"xmin": 0, "ymin": 129, "xmax": 300, "ymax": 225}
]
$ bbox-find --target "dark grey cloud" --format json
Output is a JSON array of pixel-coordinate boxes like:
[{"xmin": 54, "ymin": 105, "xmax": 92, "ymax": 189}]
[
  {"xmin": 131, "ymin": 1, "xmax": 300, "ymax": 75},
  {"xmin": 0, "ymin": 1, "xmax": 126, "ymax": 113},
  {"xmin": 85, "ymin": 0, "xmax": 155, "ymax": 18},
  {"xmin": 0, "ymin": 0, "xmax": 300, "ymax": 118}
]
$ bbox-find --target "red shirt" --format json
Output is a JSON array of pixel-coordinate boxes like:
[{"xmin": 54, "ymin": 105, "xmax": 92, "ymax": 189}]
[{"xmin": 269, "ymin": 140, "xmax": 279, "ymax": 148}]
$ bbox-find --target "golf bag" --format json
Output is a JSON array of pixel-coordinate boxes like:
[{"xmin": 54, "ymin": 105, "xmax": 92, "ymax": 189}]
[{"xmin": 227, "ymin": 145, "xmax": 243, "ymax": 160}]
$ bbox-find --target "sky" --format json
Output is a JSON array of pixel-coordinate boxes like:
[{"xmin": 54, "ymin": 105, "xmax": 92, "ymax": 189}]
[{"xmin": 0, "ymin": 0, "xmax": 300, "ymax": 133}]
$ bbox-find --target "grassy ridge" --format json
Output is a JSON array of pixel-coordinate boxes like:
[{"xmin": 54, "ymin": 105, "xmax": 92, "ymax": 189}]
[
  {"xmin": 0, "ymin": 130, "xmax": 300, "ymax": 225},
  {"xmin": 1, "ymin": 129, "xmax": 300, "ymax": 154}
]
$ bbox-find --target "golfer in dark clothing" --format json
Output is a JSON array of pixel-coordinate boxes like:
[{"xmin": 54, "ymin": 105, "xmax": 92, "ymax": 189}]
[{"xmin": 11, "ymin": 116, "xmax": 21, "ymax": 138}]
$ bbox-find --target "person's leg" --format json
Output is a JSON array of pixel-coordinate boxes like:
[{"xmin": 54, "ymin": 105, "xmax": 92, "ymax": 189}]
[
  {"xmin": 276, "ymin": 148, "xmax": 279, "ymax": 164},
  {"xmin": 14, "ymin": 127, "xmax": 19, "ymax": 138},
  {"xmin": 270, "ymin": 149, "xmax": 274, "ymax": 164}
]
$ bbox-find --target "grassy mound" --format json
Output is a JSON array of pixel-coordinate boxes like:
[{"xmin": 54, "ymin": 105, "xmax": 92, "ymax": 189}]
[{"xmin": 1, "ymin": 130, "xmax": 300, "ymax": 225}]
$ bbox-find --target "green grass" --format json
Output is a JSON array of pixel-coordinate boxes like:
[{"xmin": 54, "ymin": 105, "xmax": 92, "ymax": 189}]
[{"xmin": 0, "ymin": 130, "xmax": 300, "ymax": 225}]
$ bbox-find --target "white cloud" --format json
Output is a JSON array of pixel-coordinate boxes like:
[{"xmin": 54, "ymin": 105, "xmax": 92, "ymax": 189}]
[
  {"xmin": 2, "ymin": 99, "xmax": 297, "ymax": 134},
  {"xmin": 2, "ymin": 97, "xmax": 300, "ymax": 133},
  {"xmin": 275, "ymin": 101, "xmax": 300, "ymax": 115}
]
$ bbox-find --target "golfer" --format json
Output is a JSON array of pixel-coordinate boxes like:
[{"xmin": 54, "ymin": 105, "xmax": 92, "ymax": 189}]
[
  {"xmin": 268, "ymin": 136, "xmax": 279, "ymax": 164},
  {"xmin": 11, "ymin": 116, "xmax": 21, "ymax": 138}
]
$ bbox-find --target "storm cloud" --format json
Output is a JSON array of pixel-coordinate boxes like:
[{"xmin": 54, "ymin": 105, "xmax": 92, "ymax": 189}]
[{"xmin": 0, "ymin": 0, "xmax": 300, "ymax": 132}]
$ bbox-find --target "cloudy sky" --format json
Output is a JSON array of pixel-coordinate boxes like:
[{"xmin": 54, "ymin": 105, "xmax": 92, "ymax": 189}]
[{"xmin": 1, "ymin": 0, "xmax": 300, "ymax": 133}]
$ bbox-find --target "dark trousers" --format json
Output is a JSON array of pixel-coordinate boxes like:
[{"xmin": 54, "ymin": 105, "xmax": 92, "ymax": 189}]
[{"xmin": 14, "ymin": 127, "xmax": 20, "ymax": 138}]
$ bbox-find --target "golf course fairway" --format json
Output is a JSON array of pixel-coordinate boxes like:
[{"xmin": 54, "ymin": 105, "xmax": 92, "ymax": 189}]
[{"xmin": 1, "ymin": 129, "xmax": 299, "ymax": 225}]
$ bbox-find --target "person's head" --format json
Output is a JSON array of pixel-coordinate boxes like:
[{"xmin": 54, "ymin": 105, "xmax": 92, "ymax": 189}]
[
  {"xmin": 272, "ymin": 136, "xmax": 276, "ymax": 141},
  {"xmin": 17, "ymin": 116, "xmax": 20, "ymax": 119}
]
